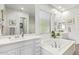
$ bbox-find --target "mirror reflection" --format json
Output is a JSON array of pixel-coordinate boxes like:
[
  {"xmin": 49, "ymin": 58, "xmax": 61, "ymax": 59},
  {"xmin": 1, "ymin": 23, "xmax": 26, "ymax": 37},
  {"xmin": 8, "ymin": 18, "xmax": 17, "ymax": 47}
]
[
  {"xmin": 0, "ymin": 4, "xmax": 67, "ymax": 36},
  {"xmin": 0, "ymin": 4, "xmax": 35, "ymax": 35}
]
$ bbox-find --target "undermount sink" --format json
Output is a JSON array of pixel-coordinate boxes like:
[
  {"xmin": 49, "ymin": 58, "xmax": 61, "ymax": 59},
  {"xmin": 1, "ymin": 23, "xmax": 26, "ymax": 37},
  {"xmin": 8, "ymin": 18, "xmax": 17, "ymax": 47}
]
[{"xmin": 6, "ymin": 35, "xmax": 21, "ymax": 41}]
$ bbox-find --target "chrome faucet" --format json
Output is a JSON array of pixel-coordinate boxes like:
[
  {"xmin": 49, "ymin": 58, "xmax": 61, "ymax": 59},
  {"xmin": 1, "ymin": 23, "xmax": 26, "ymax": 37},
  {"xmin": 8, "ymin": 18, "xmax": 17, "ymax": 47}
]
[
  {"xmin": 51, "ymin": 40, "xmax": 57, "ymax": 48},
  {"xmin": 53, "ymin": 40, "xmax": 57, "ymax": 48},
  {"xmin": 21, "ymin": 32, "xmax": 24, "ymax": 37}
]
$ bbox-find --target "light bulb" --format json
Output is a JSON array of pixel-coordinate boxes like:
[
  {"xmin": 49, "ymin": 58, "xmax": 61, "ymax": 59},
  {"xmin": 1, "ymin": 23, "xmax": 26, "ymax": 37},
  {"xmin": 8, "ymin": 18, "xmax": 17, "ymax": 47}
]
[
  {"xmin": 21, "ymin": 8, "xmax": 24, "ymax": 10},
  {"xmin": 58, "ymin": 6, "xmax": 62, "ymax": 9}
]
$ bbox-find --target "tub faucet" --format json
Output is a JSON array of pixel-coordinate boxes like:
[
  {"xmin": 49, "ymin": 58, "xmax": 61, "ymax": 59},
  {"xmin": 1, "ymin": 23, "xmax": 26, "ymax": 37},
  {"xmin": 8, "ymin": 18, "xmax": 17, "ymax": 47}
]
[
  {"xmin": 54, "ymin": 41, "xmax": 57, "ymax": 48},
  {"xmin": 51, "ymin": 40, "xmax": 57, "ymax": 48}
]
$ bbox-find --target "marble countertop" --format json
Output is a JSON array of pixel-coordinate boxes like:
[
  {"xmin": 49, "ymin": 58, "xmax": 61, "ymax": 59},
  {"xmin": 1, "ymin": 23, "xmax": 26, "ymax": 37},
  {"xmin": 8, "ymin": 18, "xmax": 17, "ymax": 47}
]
[{"xmin": 0, "ymin": 34, "xmax": 40, "ymax": 46}]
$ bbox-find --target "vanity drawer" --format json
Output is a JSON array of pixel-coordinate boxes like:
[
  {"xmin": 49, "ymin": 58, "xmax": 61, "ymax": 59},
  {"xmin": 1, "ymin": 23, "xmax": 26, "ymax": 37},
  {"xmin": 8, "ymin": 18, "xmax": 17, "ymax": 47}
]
[{"xmin": 0, "ymin": 46, "xmax": 20, "ymax": 55}]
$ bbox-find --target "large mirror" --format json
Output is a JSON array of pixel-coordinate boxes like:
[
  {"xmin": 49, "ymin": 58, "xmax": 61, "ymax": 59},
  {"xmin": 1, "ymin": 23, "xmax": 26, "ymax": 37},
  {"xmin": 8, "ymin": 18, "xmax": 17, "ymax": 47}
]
[
  {"xmin": 0, "ymin": 4, "xmax": 35, "ymax": 35},
  {"xmin": 0, "ymin": 4, "xmax": 53, "ymax": 35}
]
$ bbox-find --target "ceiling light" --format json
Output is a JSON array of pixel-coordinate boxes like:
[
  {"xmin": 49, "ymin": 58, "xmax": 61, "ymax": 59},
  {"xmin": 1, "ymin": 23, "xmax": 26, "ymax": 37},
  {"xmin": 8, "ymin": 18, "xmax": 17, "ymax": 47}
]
[
  {"xmin": 58, "ymin": 6, "xmax": 62, "ymax": 9},
  {"xmin": 62, "ymin": 11, "xmax": 69, "ymax": 16},
  {"xmin": 21, "ymin": 8, "xmax": 24, "ymax": 10},
  {"xmin": 54, "ymin": 10, "xmax": 58, "ymax": 14},
  {"xmin": 52, "ymin": 9, "xmax": 56, "ymax": 11},
  {"xmin": 52, "ymin": 9, "xmax": 58, "ymax": 14},
  {"xmin": 61, "ymin": 8, "xmax": 65, "ymax": 11}
]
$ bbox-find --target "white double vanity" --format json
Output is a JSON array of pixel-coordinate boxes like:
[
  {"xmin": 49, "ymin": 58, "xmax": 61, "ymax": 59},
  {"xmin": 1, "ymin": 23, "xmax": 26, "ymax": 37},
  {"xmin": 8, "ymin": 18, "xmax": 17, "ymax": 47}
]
[
  {"xmin": 0, "ymin": 34, "xmax": 75, "ymax": 55},
  {"xmin": 0, "ymin": 35, "xmax": 41, "ymax": 55}
]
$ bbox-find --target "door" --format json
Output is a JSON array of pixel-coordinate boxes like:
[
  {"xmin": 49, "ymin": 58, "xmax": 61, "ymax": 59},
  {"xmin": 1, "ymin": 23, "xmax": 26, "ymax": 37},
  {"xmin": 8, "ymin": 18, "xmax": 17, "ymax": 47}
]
[{"xmin": 20, "ymin": 17, "xmax": 28, "ymax": 34}]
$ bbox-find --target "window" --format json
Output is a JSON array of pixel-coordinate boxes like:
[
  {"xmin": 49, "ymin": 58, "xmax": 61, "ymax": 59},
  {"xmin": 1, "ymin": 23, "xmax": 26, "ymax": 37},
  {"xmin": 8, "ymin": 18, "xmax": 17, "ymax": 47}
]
[{"xmin": 39, "ymin": 10, "xmax": 51, "ymax": 34}]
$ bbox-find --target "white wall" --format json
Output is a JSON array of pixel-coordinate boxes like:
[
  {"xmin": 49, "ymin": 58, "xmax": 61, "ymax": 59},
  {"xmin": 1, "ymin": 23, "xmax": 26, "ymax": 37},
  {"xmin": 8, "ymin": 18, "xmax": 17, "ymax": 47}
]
[
  {"xmin": 55, "ymin": 8, "xmax": 79, "ymax": 44},
  {"xmin": 6, "ymin": 8, "xmax": 29, "ymax": 35},
  {"xmin": 66, "ymin": 11, "xmax": 79, "ymax": 44},
  {"xmin": 29, "ymin": 16, "xmax": 35, "ymax": 33}
]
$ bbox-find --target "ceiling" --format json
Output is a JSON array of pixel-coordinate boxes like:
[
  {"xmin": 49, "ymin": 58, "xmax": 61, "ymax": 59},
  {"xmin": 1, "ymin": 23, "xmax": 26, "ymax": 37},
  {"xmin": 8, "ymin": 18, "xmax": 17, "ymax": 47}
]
[
  {"xmin": 53, "ymin": 4, "xmax": 77, "ymax": 9},
  {"xmin": 5, "ymin": 4, "xmax": 35, "ymax": 16},
  {"xmin": 5, "ymin": 4, "xmax": 79, "ymax": 16},
  {"xmin": 52, "ymin": 4, "xmax": 79, "ymax": 11}
]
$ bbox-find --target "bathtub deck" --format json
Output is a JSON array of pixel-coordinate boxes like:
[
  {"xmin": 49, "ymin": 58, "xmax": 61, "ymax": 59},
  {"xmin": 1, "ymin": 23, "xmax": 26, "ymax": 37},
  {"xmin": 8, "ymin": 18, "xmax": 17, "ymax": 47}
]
[{"xmin": 74, "ymin": 44, "xmax": 79, "ymax": 55}]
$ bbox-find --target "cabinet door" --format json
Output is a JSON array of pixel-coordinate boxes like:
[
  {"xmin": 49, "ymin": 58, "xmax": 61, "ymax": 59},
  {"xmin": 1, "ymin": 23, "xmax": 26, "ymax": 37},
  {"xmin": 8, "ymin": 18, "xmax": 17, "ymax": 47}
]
[
  {"xmin": 33, "ymin": 39, "xmax": 41, "ymax": 55},
  {"xmin": 7, "ymin": 49, "xmax": 18, "ymax": 55},
  {"xmin": 20, "ymin": 45, "xmax": 33, "ymax": 55},
  {"xmin": 0, "ymin": 48, "xmax": 20, "ymax": 55},
  {"xmin": 7, "ymin": 48, "xmax": 20, "ymax": 55},
  {"xmin": 0, "ymin": 52, "xmax": 9, "ymax": 55}
]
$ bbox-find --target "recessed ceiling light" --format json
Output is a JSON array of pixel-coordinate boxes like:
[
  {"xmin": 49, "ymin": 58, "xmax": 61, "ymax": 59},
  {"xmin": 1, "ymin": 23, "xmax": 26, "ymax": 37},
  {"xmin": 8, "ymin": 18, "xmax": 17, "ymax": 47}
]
[
  {"xmin": 21, "ymin": 8, "xmax": 24, "ymax": 10},
  {"xmin": 58, "ymin": 6, "xmax": 62, "ymax": 9},
  {"xmin": 52, "ymin": 9, "xmax": 56, "ymax": 11},
  {"xmin": 62, "ymin": 11, "xmax": 69, "ymax": 15},
  {"xmin": 61, "ymin": 8, "xmax": 65, "ymax": 11},
  {"xmin": 52, "ymin": 9, "xmax": 58, "ymax": 13}
]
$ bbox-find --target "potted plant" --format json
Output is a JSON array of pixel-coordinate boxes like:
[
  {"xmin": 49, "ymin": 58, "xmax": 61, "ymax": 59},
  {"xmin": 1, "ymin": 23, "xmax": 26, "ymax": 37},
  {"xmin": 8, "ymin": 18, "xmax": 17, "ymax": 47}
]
[{"xmin": 51, "ymin": 31, "xmax": 60, "ymax": 39}]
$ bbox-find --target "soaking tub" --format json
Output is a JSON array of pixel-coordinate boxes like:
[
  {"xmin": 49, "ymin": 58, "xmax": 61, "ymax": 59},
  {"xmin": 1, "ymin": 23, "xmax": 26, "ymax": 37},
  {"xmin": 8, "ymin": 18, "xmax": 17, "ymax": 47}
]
[{"xmin": 41, "ymin": 38, "xmax": 75, "ymax": 55}]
